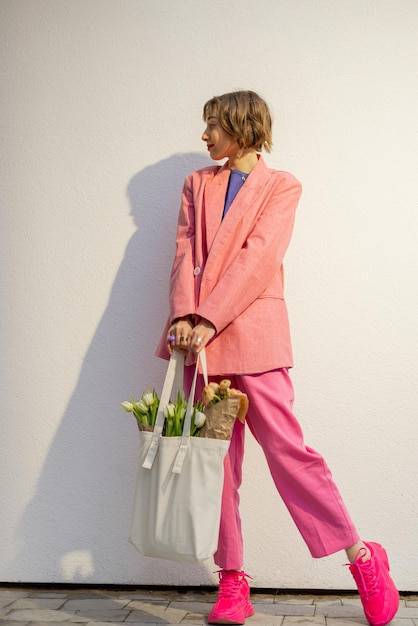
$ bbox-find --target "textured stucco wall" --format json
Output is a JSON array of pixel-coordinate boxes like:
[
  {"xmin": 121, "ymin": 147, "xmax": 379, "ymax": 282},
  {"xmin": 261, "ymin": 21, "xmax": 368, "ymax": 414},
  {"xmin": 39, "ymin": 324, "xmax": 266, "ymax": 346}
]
[{"xmin": 1, "ymin": 0, "xmax": 417, "ymax": 590}]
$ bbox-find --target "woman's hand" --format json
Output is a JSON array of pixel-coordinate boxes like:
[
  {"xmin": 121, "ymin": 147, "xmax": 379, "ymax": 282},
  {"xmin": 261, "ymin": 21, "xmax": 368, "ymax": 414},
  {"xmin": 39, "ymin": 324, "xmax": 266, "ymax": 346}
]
[
  {"xmin": 188, "ymin": 318, "xmax": 216, "ymax": 354},
  {"xmin": 166, "ymin": 317, "xmax": 194, "ymax": 355}
]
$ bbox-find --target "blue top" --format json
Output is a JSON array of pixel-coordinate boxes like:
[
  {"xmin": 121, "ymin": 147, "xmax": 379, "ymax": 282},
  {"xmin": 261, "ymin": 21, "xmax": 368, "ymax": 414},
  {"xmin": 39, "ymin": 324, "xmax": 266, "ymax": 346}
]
[{"xmin": 222, "ymin": 169, "xmax": 249, "ymax": 219}]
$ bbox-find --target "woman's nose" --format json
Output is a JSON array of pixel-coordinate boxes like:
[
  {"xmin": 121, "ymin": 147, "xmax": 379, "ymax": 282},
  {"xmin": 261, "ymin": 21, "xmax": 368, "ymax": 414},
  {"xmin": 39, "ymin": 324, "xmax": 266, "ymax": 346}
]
[{"xmin": 202, "ymin": 129, "xmax": 209, "ymax": 141}]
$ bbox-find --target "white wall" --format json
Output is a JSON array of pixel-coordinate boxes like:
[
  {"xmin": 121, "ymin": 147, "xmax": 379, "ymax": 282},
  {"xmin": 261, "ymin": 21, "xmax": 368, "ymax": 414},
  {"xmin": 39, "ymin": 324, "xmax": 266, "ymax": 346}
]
[{"xmin": 1, "ymin": 0, "xmax": 417, "ymax": 590}]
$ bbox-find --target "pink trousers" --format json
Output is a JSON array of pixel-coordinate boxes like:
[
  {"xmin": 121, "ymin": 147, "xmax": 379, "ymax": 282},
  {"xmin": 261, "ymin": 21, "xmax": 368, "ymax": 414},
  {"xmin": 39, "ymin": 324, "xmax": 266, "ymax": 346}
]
[{"xmin": 185, "ymin": 366, "xmax": 360, "ymax": 570}]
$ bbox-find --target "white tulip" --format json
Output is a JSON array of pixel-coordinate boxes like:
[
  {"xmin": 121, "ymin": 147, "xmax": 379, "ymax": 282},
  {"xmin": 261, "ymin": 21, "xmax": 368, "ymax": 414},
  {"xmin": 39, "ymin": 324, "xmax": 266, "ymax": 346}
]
[
  {"xmin": 142, "ymin": 391, "xmax": 154, "ymax": 406},
  {"xmin": 121, "ymin": 401, "xmax": 134, "ymax": 412},
  {"xmin": 194, "ymin": 410, "xmax": 206, "ymax": 428},
  {"xmin": 164, "ymin": 403, "xmax": 176, "ymax": 418},
  {"xmin": 135, "ymin": 399, "xmax": 148, "ymax": 413}
]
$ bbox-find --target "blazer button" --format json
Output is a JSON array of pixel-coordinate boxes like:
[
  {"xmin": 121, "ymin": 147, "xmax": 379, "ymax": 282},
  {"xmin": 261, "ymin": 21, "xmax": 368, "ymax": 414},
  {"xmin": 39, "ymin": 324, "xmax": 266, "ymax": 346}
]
[{"xmin": 193, "ymin": 266, "xmax": 201, "ymax": 276}]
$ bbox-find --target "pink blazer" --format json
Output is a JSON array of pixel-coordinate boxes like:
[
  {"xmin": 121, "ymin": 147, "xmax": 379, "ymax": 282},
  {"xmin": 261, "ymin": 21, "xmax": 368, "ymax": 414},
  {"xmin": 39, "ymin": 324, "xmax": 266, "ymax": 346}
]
[{"xmin": 156, "ymin": 155, "xmax": 302, "ymax": 375}]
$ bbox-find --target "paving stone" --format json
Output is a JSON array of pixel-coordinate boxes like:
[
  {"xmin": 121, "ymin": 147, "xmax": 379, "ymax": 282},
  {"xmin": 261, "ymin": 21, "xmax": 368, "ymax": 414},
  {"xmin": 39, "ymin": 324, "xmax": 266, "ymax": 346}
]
[
  {"xmin": 103, "ymin": 593, "xmax": 159, "ymax": 601},
  {"xmin": 163, "ymin": 600, "xmax": 210, "ymax": 615},
  {"xmin": 29, "ymin": 592, "xmax": 70, "ymax": 599},
  {"xmin": 4, "ymin": 609, "xmax": 72, "ymax": 622},
  {"xmin": 63, "ymin": 597, "xmax": 130, "ymax": 611},
  {"xmin": 127, "ymin": 600, "xmax": 169, "ymax": 611},
  {"xmin": 396, "ymin": 606, "xmax": 418, "ymax": 618},
  {"xmin": 83, "ymin": 623, "xmax": 164, "ymax": 626},
  {"xmin": 0, "ymin": 591, "xmax": 31, "ymax": 599},
  {"xmin": 83, "ymin": 623, "xmax": 139, "ymax": 626},
  {"xmin": 124, "ymin": 602, "xmax": 187, "ymax": 624},
  {"xmin": 315, "ymin": 603, "xmax": 364, "ymax": 618},
  {"xmin": 125, "ymin": 612, "xmax": 181, "ymax": 624},
  {"xmin": 283, "ymin": 617, "xmax": 326, "ymax": 625},
  {"xmin": 274, "ymin": 595, "xmax": 314, "ymax": 605},
  {"xmin": 0, "ymin": 598, "xmax": 17, "ymax": 609},
  {"xmin": 158, "ymin": 590, "xmax": 216, "ymax": 602},
  {"xmin": 339, "ymin": 597, "xmax": 362, "ymax": 607},
  {"xmin": 65, "ymin": 610, "xmax": 130, "ymax": 622},
  {"xmin": 111, "ymin": 590, "xmax": 186, "ymax": 602},
  {"xmin": 252, "ymin": 603, "xmax": 315, "ymax": 617},
  {"xmin": 17, "ymin": 622, "xmax": 72, "ymax": 626},
  {"xmin": 247, "ymin": 593, "xmax": 275, "ymax": 605},
  {"xmin": 180, "ymin": 614, "xmax": 207, "ymax": 624},
  {"xmin": 312, "ymin": 598, "xmax": 343, "ymax": 607},
  {"xmin": 62, "ymin": 598, "xmax": 130, "ymax": 611},
  {"xmin": 326, "ymin": 619, "xmax": 370, "ymax": 626},
  {"xmin": 6, "ymin": 599, "xmax": 66, "ymax": 610},
  {"xmin": 246, "ymin": 613, "xmax": 284, "ymax": 624},
  {"xmin": 61, "ymin": 592, "xmax": 115, "ymax": 601}
]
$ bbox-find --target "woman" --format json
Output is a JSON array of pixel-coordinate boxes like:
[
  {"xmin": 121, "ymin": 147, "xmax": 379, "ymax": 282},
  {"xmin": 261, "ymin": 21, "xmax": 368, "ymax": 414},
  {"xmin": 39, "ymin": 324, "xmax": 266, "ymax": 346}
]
[{"xmin": 156, "ymin": 90, "xmax": 399, "ymax": 626}]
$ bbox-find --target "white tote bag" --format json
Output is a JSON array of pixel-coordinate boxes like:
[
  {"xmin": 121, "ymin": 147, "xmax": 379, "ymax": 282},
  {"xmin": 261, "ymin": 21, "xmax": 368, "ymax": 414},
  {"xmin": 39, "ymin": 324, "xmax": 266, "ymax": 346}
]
[{"xmin": 129, "ymin": 350, "xmax": 230, "ymax": 563}]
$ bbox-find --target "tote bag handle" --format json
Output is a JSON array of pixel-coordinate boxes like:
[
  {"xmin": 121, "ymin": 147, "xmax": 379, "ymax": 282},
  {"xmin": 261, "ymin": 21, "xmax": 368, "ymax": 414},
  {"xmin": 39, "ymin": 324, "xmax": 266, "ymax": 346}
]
[{"xmin": 142, "ymin": 349, "xmax": 208, "ymax": 472}]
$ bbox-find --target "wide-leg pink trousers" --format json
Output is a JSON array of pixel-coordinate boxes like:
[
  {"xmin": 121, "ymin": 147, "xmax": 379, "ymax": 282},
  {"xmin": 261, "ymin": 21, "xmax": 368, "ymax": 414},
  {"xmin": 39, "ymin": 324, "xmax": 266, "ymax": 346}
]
[{"xmin": 185, "ymin": 366, "xmax": 360, "ymax": 570}]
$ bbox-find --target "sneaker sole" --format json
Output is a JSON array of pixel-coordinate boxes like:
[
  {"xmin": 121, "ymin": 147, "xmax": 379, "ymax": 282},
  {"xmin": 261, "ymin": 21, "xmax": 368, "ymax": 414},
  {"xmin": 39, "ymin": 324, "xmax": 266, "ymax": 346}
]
[{"xmin": 208, "ymin": 601, "xmax": 254, "ymax": 624}]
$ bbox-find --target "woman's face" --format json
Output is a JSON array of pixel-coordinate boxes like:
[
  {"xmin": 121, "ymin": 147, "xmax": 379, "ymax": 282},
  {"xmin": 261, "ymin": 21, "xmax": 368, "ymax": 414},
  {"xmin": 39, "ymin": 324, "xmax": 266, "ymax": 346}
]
[{"xmin": 202, "ymin": 116, "xmax": 240, "ymax": 161}]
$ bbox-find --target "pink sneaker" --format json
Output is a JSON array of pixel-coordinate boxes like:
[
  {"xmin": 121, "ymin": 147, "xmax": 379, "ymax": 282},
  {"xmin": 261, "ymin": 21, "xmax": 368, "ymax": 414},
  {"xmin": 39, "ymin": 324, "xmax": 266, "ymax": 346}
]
[
  {"xmin": 208, "ymin": 570, "xmax": 254, "ymax": 624},
  {"xmin": 348, "ymin": 542, "xmax": 399, "ymax": 626}
]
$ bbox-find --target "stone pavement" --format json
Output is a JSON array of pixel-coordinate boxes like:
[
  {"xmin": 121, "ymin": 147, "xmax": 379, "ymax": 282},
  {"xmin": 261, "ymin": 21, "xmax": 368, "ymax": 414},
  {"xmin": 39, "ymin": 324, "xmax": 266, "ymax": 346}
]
[{"xmin": 0, "ymin": 587, "xmax": 417, "ymax": 626}]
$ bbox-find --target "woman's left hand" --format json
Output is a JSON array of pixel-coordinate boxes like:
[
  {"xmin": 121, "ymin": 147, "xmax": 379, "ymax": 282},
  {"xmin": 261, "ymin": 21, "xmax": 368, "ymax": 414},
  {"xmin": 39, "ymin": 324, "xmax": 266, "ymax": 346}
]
[{"xmin": 188, "ymin": 318, "xmax": 216, "ymax": 354}]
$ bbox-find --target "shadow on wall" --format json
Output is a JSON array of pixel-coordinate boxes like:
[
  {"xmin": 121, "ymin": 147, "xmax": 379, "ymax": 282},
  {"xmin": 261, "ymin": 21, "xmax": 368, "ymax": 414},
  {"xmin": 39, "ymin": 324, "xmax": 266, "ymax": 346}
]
[{"xmin": 11, "ymin": 152, "xmax": 214, "ymax": 584}]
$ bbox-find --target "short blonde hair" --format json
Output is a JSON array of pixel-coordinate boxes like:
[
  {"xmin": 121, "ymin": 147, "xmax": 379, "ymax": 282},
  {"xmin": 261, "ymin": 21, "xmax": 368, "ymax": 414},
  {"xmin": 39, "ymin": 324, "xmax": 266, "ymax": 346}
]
[{"xmin": 203, "ymin": 90, "xmax": 273, "ymax": 153}]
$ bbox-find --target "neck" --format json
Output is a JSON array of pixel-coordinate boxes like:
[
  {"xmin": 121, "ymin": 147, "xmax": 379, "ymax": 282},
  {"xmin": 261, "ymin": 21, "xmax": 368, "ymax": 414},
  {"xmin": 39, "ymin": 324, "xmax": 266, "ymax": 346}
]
[{"xmin": 228, "ymin": 149, "xmax": 258, "ymax": 174}]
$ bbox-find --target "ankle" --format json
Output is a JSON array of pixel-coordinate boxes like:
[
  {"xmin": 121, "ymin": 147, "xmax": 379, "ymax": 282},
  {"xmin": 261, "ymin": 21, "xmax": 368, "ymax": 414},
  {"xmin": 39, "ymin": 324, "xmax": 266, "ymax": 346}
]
[{"xmin": 346, "ymin": 541, "xmax": 371, "ymax": 564}]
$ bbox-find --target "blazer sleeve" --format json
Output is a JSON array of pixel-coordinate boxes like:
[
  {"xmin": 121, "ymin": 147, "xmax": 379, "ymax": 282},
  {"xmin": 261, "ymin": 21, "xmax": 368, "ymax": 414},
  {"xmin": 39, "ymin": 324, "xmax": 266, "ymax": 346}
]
[
  {"xmin": 195, "ymin": 172, "xmax": 302, "ymax": 333},
  {"xmin": 168, "ymin": 175, "xmax": 196, "ymax": 322}
]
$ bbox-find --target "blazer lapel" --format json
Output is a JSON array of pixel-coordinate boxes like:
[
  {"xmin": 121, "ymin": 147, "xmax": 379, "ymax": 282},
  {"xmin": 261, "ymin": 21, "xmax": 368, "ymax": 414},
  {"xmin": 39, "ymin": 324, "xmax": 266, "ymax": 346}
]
[
  {"xmin": 206, "ymin": 156, "xmax": 270, "ymax": 255},
  {"xmin": 204, "ymin": 163, "xmax": 230, "ymax": 251}
]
